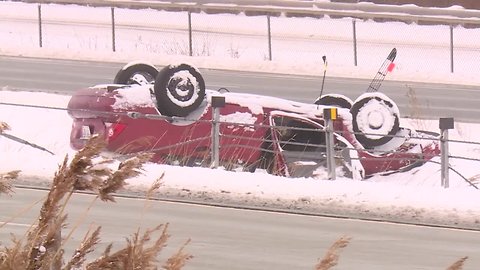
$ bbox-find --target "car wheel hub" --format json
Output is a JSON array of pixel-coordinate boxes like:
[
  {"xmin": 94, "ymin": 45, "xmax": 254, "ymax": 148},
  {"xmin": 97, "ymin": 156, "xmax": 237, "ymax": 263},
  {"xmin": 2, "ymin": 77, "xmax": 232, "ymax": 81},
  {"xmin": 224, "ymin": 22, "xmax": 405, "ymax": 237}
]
[{"xmin": 367, "ymin": 110, "xmax": 384, "ymax": 129}]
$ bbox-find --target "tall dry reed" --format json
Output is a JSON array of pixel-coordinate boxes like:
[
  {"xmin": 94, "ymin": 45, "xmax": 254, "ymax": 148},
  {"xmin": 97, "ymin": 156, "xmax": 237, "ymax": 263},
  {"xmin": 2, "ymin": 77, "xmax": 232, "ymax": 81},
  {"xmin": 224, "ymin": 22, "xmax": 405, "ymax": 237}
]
[{"xmin": 0, "ymin": 136, "xmax": 191, "ymax": 269}]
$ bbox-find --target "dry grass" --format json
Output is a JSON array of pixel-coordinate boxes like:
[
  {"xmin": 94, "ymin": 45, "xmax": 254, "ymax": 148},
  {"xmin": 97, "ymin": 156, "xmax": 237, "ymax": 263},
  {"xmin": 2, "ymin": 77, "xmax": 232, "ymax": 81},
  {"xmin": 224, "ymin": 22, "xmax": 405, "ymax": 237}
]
[
  {"xmin": 0, "ymin": 122, "xmax": 9, "ymax": 134},
  {"xmin": 314, "ymin": 237, "xmax": 469, "ymax": 270},
  {"xmin": 0, "ymin": 136, "xmax": 192, "ymax": 269},
  {"xmin": 447, "ymin": 256, "xmax": 468, "ymax": 270},
  {"xmin": 469, "ymin": 174, "xmax": 480, "ymax": 185},
  {"xmin": 86, "ymin": 224, "xmax": 174, "ymax": 269},
  {"xmin": 405, "ymin": 85, "xmax": 430, "ymax": 131},
  {"xmin": 0, "ymin": 171, "xmax": 19, "ymax": 195},
  {"xmin": 315, "ymin": 236, "xmax": 351, "ymax": 270}
]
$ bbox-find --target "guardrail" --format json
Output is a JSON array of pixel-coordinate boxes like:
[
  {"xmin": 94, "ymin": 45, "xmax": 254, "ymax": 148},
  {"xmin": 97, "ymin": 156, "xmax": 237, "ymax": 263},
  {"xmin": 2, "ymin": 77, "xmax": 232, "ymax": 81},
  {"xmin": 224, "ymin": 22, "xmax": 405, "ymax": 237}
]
[
  {"xmin": 2, "ymin": 100, "xmax": 479, "ymax": 188},
  {"xmin": 13, "ymin": 0, "xmax": 480, "ymax": 24}
]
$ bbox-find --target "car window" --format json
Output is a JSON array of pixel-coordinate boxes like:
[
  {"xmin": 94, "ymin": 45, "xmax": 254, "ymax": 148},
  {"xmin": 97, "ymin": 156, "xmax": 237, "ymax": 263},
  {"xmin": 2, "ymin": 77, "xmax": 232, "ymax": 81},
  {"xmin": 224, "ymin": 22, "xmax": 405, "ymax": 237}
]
[
  {"xmin": 271, "ymin": 114, "xmax": 355, "ymax": 178},
  {"xmin": 272, "ymin": 115, "xmax": 325, "ymax": 152}
]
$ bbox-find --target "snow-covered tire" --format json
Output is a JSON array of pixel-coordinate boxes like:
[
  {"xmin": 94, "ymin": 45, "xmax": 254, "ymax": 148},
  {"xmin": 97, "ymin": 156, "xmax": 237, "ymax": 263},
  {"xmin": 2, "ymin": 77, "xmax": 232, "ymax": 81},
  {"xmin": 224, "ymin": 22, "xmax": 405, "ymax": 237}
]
[
  {"xmin": 314, "ymin": 94, "xmax": 353, "ymax": 109},
  {"xmin": 113, "ymin": 62, "xmax": 158, "ymax": 85},
  {"xmin": 154, "ymin": 63, "xmax": 206, "ymax": 117},
  {"xmin": 350, "ymin": 92, "xmax": 400, "ymax": 148}
]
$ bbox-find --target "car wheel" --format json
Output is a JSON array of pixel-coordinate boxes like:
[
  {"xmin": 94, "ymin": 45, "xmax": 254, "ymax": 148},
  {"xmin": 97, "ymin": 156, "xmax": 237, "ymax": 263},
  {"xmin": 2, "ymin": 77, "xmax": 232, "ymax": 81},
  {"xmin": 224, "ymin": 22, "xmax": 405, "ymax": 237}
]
[
  {"xmin": 314, "ymin": 94, "xmax": 353, "ymax": 109},
  {"xmin": 350, "ymin": 92, "xmax": 400, "ymax": 148},
  {"xmin": 113, "ymin": 61, "xmax": 158, "ymax": 85},
  {"xmin": 154, "ymin": 63, "xmax": 206, "ymax": 117}
]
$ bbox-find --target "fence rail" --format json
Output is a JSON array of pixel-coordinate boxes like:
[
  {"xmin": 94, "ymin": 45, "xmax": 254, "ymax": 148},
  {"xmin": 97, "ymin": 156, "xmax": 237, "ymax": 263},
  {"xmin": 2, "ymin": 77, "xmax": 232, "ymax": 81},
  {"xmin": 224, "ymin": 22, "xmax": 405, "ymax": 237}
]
[
  {"xmin": 13, "ymin": 0, "xmax": 480, "ymax": 24},
  {"xmin": 5, "ymin": 0, "xmax": 480, "ymax": 73}
]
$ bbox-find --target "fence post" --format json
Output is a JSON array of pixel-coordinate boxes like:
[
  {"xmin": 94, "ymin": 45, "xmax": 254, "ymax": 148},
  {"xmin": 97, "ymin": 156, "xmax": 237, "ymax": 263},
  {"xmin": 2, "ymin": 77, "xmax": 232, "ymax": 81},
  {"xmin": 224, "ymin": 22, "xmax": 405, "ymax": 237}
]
[
  {"xmin": 267, "ymin": 14, "xmax": 272, "ymax": 61},
  {"xmin": 352, "ymin": 19, "xmax": 357, "ymax": 66},
  {"xmin": 211, "ymin": 96, "xmax": 225, "ymax": 168},
  {"xmin": 324, "ymin": 108, "xmax": 337, "ymax": 180},
  {"xmin": 111, "ymin": 7, "xmax": 116, "ymax": 52},
  {"xmin": 188, "ymin": 11, "xmax": 193, "ymax": 57},
  {"xmin": 449, "ymin": 25, "xmax": 454, "ymax": 73},
  {"xmin": 439, "ymin": 117, "xmax": 454, "ymax": 188},
  {"xmin": 38, "ymin": 4, "xmax": 42, "ymax": 48}
]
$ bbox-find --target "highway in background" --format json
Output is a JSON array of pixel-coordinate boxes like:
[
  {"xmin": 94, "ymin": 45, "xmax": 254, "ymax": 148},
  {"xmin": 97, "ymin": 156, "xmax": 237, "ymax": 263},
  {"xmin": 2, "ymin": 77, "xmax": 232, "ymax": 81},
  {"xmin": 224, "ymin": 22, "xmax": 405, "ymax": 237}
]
[{"xmin": 1, "ymin": 55, "xmax": 480, "ymax": 122}]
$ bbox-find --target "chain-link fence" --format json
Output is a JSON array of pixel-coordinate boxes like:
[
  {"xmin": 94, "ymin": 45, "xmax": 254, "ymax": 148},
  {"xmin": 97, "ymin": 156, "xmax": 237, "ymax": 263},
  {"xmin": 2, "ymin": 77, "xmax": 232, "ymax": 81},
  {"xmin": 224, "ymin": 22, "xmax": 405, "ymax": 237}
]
[{"xmin": 2, "ymin": 2, "xmax": 480, "ymax": 75}]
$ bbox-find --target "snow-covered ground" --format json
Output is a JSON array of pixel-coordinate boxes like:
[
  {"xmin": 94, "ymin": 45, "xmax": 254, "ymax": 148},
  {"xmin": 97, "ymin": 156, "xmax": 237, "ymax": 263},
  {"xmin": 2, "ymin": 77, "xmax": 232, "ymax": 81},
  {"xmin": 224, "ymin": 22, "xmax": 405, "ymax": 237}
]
[
  {"xmin": 2, "ymin": 1, "xmax": 480, "ymax": 85},
  {"xmin": 1, "ymin": 2, "xmax": 480, "ymax": 229}
]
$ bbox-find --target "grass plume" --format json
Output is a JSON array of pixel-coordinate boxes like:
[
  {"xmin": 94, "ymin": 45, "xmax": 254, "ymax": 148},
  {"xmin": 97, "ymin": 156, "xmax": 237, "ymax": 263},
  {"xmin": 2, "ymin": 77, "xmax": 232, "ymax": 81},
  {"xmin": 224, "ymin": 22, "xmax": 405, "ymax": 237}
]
[
  {"xmin": 86, "ymin": 224, "xmax": 171, "ymax": 269},
  {"xmin": 0, "ymin": 171, "xmax": 19, "ymax": 195},
  {"xmin": 0, "ymin": 122, "xmax": 17, "ymax": 195},
  {"xmin": 64, "ymin": 226, "xmax": 102, "ymax": 269},
  {"xmin": 163, "ymin": 239, "xmax": 193, "ymax": 270},
  {"xmin": 315, "ymin": 236, "xmax": 351, "ymax": 270},
  {"xmin": 0, "ymin": 122, "xmax": 10, "ymax": 133},
  {"xmin": 447, "ymin": 256, "xmax": 468, "ymax": 270}
]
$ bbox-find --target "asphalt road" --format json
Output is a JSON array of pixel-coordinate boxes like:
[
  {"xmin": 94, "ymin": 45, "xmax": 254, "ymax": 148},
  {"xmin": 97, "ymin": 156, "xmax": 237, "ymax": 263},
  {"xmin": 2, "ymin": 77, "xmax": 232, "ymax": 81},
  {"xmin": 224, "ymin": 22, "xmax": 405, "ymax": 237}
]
[
  {"xmin": 1, "ymin": 55, "xmax": 479, "ymax": 122},
  {"xmin": 1, "ymin": 188, "xmax": 480, "ymax": 270}
]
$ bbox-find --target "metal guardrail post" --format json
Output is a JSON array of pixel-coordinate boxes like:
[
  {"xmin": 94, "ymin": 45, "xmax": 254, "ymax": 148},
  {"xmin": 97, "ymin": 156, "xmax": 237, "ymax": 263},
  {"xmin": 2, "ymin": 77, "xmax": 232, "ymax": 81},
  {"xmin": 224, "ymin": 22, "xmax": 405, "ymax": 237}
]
[
  {"xmin": 439, "ymin": 117, "xmax": 454, "ymax": 188},
  {"xmin": 38, "ymin": 4, "xmax": 43, "ymax": 48},
  {"xmin": 324, "ymin": 107, "xmax": 337, "ymax": 180},
  {"xmin": 352, "ymin": 19, "xmax": 357, "ymax": 66},
  {"xmin": 188, "ymin": 11, "xmax": 193, "ymax": 57},
  {"xmin": 111, "ymin": 7, "xmax": 116, "ymax": 52},
  {"xmin": 450, "ymin": 25, "xmax": 454, "ymax": 73},
  {"xmin": 211, "ymin": 96, "xmax": 225, "ymax": 168},
  {"xmin": 267, "ymin": 14, "xmax": 272, "ymax": 61}
]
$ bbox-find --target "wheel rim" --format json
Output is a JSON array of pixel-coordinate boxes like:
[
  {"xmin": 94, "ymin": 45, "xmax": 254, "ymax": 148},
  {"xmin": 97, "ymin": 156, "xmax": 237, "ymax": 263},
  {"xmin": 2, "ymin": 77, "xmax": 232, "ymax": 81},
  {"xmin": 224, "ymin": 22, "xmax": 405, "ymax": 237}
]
[
  {"xmin": 165, "ymin": 70, "xmax": 200, "ymax": 107},
  {"xmin": 355, "ymin": 98, "xmax": 396, "ymax": 140},
  {"xmin": 128, "ymin": 72, "xmax": 155, "ymax": 85}
]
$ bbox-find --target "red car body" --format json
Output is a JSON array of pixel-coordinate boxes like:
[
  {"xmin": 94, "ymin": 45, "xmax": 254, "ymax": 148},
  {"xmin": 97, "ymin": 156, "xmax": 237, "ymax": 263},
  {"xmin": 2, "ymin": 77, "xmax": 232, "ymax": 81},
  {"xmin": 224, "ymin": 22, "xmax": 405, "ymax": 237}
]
[{"xmin": 68, "ymin": 76, "xmax": 440, "ymax": 179}]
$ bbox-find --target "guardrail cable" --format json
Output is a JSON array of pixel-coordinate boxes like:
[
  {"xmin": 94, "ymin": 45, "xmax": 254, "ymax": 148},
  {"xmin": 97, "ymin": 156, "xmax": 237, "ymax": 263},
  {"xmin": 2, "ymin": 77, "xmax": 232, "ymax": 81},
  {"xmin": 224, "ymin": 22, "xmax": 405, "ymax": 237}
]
[{"xmin": 2, "ymin": 101, "xmax": 480, "ymax": 177}]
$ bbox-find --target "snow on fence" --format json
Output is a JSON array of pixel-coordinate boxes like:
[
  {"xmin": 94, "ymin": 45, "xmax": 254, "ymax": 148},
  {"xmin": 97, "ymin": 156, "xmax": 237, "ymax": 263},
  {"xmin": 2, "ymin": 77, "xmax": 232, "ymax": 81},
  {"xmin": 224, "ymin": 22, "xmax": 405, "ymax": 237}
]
[{"xmin": 3, "ymin": 2, "xmax": 480, "ymax": 77}]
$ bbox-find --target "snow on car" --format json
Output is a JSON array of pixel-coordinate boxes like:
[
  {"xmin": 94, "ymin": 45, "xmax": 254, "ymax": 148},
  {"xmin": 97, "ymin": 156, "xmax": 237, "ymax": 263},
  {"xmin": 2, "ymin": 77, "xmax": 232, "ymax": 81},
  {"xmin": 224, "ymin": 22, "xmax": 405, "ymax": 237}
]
[{"xmin": 67, "ymin": 59, "xmax": 440, "ymax": 179}]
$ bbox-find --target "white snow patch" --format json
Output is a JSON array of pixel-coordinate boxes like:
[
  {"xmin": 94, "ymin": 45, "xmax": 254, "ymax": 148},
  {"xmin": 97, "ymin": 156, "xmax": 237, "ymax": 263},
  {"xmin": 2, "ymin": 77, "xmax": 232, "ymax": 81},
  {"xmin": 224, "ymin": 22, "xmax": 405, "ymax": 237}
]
[
  {"xmin": 112, "ymin": 85, "xmax": 156, "ymax": 109},
  {"xmin": 220, "ymin": 112, "xmax": 257, "ymax": 132}
]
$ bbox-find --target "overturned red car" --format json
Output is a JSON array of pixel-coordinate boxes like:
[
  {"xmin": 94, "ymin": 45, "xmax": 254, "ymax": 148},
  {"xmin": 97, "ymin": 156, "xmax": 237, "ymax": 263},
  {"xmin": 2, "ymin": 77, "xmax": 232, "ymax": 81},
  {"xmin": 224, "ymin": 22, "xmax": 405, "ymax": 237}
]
[{"xmin": 67, "ymin": 61, "xmax": 440, "ymax": 179}]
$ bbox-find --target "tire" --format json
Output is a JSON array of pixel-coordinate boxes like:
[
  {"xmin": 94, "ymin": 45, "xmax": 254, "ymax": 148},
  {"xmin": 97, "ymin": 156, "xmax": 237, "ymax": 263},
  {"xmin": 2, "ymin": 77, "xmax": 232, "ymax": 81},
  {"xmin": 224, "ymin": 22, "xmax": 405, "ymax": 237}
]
[
  {"xmin": 154, "ymin": 63, "xmax": 206, "ymax": 117},
  {"xmin": 350, "ymin": 92, "xmax": 400, "ymax": 148},
  {"xmin": 113, "ymin": 62, "xmax": 158, "ymax": 85},
  {"xmin": 314, "ymin": 94, "xmax": 353, "ymax": 109}
]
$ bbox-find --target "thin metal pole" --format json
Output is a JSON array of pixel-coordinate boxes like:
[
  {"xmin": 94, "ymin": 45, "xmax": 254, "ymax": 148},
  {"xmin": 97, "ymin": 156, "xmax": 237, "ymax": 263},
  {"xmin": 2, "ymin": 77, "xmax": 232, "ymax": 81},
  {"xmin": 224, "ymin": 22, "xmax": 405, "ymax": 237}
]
[
  {"xmin": 325, "ymin": 119, "xmax": 336, "ymax": 180},
  {"xmin": 352, "ymin": 19, "xmax": 357, "ymax": 66},
  {"xmin": 450, "ymin": 25, "xmax": 454, "ymax": 73},
  {"xmin": 440, "ymin": 128, "xmax": 449, "ymax": 188},
  {"xmin": 211, "ymin": 107, "xmax": 220, "ymax": 168},
  {"xmin": 188, "ymin": 11, "xmax": 193, "ymax": 57},
  {"xmin": 111, "ymin": 7, "xmax": 116, "ymax": 52},
  {"xmin": 38, "ymin": 4, "xmax": 43, "ymax": 48},
  {"xmin": 267, "ymin": 14, "xmax": 272, "ymax": 61}
]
